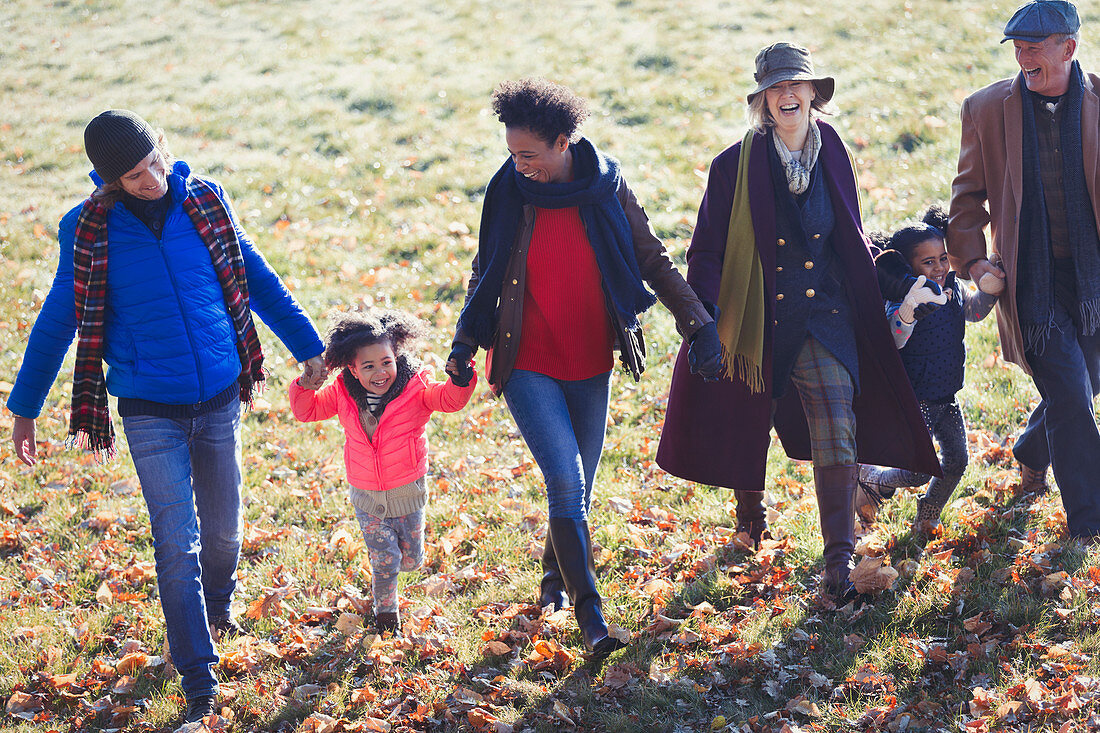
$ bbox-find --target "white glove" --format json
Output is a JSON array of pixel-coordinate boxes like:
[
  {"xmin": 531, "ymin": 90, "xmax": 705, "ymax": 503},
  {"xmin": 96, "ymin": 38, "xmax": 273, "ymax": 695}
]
[{"xmin": 898, "ymin": 275, "xmax": 949, "ymax": 323}]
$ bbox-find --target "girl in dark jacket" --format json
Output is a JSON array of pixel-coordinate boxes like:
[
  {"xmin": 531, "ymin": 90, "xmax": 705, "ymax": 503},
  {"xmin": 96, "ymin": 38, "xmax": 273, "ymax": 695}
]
[
  {"xmin": 447, "ymin": 78, "xmax": 721, "ymax": 658},
  {"xmin": 857, "ymin": 206, "xmax": 998, "ymax": 534}
]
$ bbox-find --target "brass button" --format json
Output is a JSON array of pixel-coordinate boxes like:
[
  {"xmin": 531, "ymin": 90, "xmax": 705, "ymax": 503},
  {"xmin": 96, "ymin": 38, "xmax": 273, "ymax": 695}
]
[
  {"xmin": 777, "ymin": 293, "xmax": 785, "ymax": 301},
  {"xmin": 777, "ymin": 238, "xmax": 786, "ymax": 246},
  {"xmin": 812, "ymin": 233, "xmax": 821, "ymax": 239},
  {"xmin": 831, "ymin": 308, "xmax": 839, "ymax": 314},
  {"xmin": 774, "ymin": 319, "xmax": 778, "ymax": 325},
  {"xmin": 804, "ymin": 261, "xmax": 814, "ymax": 270},
  {"xmin": 806, "ymin": 289, "xmax": 815, "ymax": 298},
  {"xmin": 505, "ymin": 332, "xmax": 511, "ymax": 338},
  {"xmin": 776, "ymin": 266, "xmax": 783, "ymax": 272},
  {"xmin": 512, "ymin": 279, "xmax": 518, "ymax": 285}
]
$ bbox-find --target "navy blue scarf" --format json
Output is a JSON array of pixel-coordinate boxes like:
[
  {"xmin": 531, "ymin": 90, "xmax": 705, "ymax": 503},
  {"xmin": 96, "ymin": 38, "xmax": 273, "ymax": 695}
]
[
  {"xmin": 1018, "ymin": 61, "xmax": 1100, "ymax": 351},
  {"xmin": 457, "ymin": 137, "xmax": 657, "ymax": 348}
]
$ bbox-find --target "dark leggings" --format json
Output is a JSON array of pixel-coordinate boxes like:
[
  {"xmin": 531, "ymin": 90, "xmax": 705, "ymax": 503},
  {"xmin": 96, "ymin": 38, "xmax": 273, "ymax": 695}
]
[{"xmin": 875, "ymin": 398, "xmax": 968, "ymax": 510}]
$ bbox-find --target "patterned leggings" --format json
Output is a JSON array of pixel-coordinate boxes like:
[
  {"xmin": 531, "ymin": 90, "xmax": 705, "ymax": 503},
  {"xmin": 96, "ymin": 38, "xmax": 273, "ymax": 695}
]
[
  {"xmin": 353, "ymin": 507, "xmax": 425, "ymax": 614},
  {"xmin": 874, "ymin": 398, "xmax": 968, "ymax": 512}
]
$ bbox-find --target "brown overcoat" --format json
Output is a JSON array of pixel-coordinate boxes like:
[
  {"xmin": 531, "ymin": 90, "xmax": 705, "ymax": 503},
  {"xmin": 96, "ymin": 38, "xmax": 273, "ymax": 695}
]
[{"xmin": 948, "ymin": 72, "xmax": 1100, "ymax": 374}]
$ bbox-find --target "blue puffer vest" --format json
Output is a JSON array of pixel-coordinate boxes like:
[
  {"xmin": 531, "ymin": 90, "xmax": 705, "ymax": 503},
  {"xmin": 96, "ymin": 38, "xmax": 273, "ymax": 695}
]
[
  {"xmin": 769, "ymin": 136, "xmax": 858, "ymax": 396},
  {"xmin": 898, "ymin": 272, "xmax": 965, "ymax": 402},
  {"xmin": 7, "ymin": 160, "xmax": 322, "ymax": 418}
]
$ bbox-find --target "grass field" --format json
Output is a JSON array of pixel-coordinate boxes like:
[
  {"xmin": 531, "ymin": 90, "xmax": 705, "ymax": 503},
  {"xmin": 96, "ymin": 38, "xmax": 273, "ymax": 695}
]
[{"xmin": 2, "ymin": 1, "xmax": 1100, "ymax": 731}]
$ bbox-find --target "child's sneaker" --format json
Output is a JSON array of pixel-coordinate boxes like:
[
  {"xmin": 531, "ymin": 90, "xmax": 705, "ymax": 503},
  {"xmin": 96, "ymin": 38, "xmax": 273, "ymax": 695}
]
[
  {"xmin": 375, "ymin": 611, "xmax": 399, "ymax": 633},
  {"xmin": 855, "ymin": 465, "xmax": 895, "ymax": 523},
  {"xmin": 912, "ymin": 497, "xmax": 942, "ymax": 536}
]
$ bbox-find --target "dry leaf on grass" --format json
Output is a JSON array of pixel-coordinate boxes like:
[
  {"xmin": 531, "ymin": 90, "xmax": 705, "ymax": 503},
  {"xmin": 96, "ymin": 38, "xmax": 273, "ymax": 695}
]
[
  {"xmin": 850, "ymin": 555, "xmax": 898, "ymax": 594},
  {"xmin": 334, "ymin": 612, "xmax": 363, "ymax": 635}
]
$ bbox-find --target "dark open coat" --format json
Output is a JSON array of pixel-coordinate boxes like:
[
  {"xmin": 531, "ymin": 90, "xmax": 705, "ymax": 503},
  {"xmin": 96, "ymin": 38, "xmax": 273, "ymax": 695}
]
[{"xmin": 656, "ymin": 122, "xmax": 941, "ymax": 490}]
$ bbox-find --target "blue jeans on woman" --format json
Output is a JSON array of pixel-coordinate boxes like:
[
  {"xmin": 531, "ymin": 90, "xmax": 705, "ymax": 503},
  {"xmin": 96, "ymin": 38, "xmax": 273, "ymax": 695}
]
[
  {"xmin": 121, "ymin": 397, "xmax": 243, "ymax": 699},
  {"xmin": 503, "ymin": 370, "xmax": 610, "ymax": 520}
]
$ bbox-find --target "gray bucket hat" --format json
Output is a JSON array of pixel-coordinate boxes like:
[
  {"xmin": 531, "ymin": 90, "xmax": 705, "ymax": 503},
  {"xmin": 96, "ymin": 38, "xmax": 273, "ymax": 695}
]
[{"xmin": 747, "ymin": 42, "xmax": 835, "ymax": 105}]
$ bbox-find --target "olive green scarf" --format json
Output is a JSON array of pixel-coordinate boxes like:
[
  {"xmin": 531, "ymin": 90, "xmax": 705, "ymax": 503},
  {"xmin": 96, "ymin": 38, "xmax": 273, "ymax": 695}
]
[{"xmin": 714, "ymin": 130, "xmax": 766, "ymax": 394}]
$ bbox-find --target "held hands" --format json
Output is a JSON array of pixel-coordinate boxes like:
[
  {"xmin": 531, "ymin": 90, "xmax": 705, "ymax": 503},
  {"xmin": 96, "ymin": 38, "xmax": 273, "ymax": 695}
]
[
  {"xmin": 299, "ymin": 355, "xmax": 329, "ymax": 390},
  {"xmin": 969, "ymin": 258, "xmax": 1007, "ymax": 296},
  {"xmin": 687, "ymin": 321, "xmax": 723, "ymax": 382},
  {"xmin": 12, "ymin": 415, "xmax": 37, "ymax": 467},
  {"xmin": 445, "ymin": 343, "xmax": 475, "ymax": 387},
  {"xmin": 898, "ymin": 275, "xmax": 949, "ymax": 324}
]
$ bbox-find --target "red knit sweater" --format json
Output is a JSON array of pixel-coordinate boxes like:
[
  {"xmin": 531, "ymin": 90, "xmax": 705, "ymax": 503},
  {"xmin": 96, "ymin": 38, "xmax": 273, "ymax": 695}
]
[{"xmin": 514, "ymin": 207, "xmax": 614, "ymax": 379}]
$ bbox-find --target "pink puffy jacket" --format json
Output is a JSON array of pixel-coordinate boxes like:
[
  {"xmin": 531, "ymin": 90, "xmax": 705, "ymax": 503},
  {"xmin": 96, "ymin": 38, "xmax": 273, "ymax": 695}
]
[{"xmin": 289, "ymin": 368, "xmax": 476, "ymax": 492}]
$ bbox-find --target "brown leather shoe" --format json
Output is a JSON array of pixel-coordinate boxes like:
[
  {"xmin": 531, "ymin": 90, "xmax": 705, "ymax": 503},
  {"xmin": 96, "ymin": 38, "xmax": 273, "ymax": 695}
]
[{"xmin": 1018, "ymin": 462, "xmax": 1049, "ymax": 495}]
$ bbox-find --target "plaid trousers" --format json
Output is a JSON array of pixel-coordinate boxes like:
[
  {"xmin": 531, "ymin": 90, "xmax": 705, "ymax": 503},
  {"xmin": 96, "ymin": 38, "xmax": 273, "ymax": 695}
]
[{"xmin": 783, "ymin": 336, "xmax": 857, "ymax": 467}]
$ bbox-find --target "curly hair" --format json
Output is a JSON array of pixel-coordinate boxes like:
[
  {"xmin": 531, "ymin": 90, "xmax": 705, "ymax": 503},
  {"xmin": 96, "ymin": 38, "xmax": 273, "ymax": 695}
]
[
  {"xmin": 888, "ymin": 204, "xmax": 947, "ymax": 262},
  {"xmin": 323, "ymin": 308, "xmax": 427, "ymax": 371},
  {"xmin": 491, "ymin": 77, "xmax": 590, "ymax": 144},
  {"xmin": 866, "ymin": 229, "xmax": 891, "ymax": 252}
]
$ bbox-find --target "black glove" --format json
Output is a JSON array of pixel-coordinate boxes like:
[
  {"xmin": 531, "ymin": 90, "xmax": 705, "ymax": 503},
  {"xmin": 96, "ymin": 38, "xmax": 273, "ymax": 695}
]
[
  {"xmin": 687, "ymin": 322, "xmax": 723, "ymax": 381},
  {"xmin": 912, "ymin": 301, "xmax": 940, "ymax": 320},
  {"xmin": 446, "ymin": 343, "xmax": 475, "ymax": 387},
  {"xmin": 874, "ymin": 249, "xmax": 942, "ymax": 301}
]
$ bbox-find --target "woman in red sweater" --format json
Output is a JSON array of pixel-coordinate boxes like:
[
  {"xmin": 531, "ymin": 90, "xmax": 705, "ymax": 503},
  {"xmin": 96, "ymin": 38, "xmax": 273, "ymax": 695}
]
[{"xmin": 447, "ymin": 78, "xmax": 721, "ymax": 658}]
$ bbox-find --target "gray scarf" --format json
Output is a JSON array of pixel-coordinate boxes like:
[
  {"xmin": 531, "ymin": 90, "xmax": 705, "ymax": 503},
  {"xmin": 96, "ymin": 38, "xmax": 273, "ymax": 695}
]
[{"xmin": 772, "ymin": 120, "xmax": 822, "ymax": 195}]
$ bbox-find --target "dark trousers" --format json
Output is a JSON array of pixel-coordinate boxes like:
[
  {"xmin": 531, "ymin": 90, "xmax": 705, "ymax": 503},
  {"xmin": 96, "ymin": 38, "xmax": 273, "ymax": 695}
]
[{"xmin": 1014, "ymin": 291, "xmax": 1100, "ymax": 537}]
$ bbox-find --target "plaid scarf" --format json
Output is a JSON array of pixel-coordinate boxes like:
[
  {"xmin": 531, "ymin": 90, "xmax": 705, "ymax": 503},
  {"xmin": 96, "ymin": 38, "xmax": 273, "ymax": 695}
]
[{"xmin": 69, "ymin": 176, "xmax": 265, "ymax": 460}]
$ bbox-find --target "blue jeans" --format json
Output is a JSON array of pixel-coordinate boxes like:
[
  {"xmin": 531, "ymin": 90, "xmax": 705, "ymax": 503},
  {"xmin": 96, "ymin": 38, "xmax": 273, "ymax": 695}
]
[
  {"xmin": 121, "ymin": 397, "xmax": 243, "ymax": 698},
  {"xmin": 503, "ymin": 370, "xmax": 610, "ymax": 520},
  {"xmin": 1014, "ymin": 298, "xmax": 1100, "ymax": 537}
]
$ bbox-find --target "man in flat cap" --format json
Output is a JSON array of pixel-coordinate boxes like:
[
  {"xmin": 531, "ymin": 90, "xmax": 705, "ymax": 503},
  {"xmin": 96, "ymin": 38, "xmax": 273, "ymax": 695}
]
[{"xmin": 948, "ymin": 0, "xmax": 1100, "ymax": 545}]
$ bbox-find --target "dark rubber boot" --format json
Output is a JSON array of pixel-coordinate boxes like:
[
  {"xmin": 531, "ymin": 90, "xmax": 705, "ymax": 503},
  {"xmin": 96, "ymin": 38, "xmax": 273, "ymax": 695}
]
[
  {"xmin": 734, "ymin": 490, "xmax": 768, "ymax": 548},
  {"xmin": 814, "ymin": 464, "xmax": 858, "ymax": 599},
  {"xmin": 548, "ymin": 517, "xmax": 625, "ymax": 658},
  {"xmin": 540, "ymin": 533, "xmax": 569, "ymax": 610}
]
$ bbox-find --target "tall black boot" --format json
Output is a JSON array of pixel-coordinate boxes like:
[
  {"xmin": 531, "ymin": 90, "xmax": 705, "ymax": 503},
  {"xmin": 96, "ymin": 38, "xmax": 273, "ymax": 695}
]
[
  {"xmin": 540, "ymin": 532, "xmax": 569, "ymax": 611},
  {"xmin": 548, "ymin": 517, "xmax": 624, "ymax": 658},
  {"xmin": 813, "ymin": 464, "xmax": 858, "ymax": 599},
  {"xmin": 734, "ymin": 490, "xmax": 768, "ymax": 548}
]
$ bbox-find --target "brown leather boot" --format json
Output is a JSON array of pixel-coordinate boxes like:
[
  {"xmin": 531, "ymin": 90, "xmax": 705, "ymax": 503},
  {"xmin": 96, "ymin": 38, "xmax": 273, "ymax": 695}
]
[
  {"xmin": 814, "ymin": 464, "xmax": 858, "ymax": 599},
  {"xmin": 734, "ymin": 490, "xmax": 769, "ymax": 548},
  {"xmin": 1018, "ymin": 462, "xmax": 1049, "ymax": 495}
]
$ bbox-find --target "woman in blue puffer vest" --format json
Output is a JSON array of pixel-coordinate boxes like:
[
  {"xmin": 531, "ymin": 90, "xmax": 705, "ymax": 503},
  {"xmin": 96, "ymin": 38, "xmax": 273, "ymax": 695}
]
[{"xmin": 6, "ymin": 110, "xmax": 326, "ymax": 726}]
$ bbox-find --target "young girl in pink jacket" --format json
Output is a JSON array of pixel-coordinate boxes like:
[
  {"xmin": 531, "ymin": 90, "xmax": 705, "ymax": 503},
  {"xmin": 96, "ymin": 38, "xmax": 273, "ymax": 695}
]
[{"xmin": 289, "ymin": 309, "xmax": 476, "ymax": 632}]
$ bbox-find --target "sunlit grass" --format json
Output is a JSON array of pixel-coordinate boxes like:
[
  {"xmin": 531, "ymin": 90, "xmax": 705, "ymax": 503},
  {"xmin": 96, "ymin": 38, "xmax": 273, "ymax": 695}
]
[{"xmin": 3, "ymin": 0, "xmax": 1100, "ymax": 731}]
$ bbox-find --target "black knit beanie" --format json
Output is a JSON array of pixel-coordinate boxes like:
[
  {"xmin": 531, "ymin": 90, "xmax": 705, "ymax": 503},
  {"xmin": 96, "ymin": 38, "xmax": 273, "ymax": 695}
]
[{"xmin": 84, "ymin": 110, "xmax": 158, "ymax": 183}]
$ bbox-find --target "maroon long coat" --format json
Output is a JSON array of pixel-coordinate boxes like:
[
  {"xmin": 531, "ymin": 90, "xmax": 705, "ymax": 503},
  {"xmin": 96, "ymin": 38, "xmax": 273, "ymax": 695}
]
[{"xmin": 656, "ymin": 123, "xmax": 941, "ymax": 491}]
